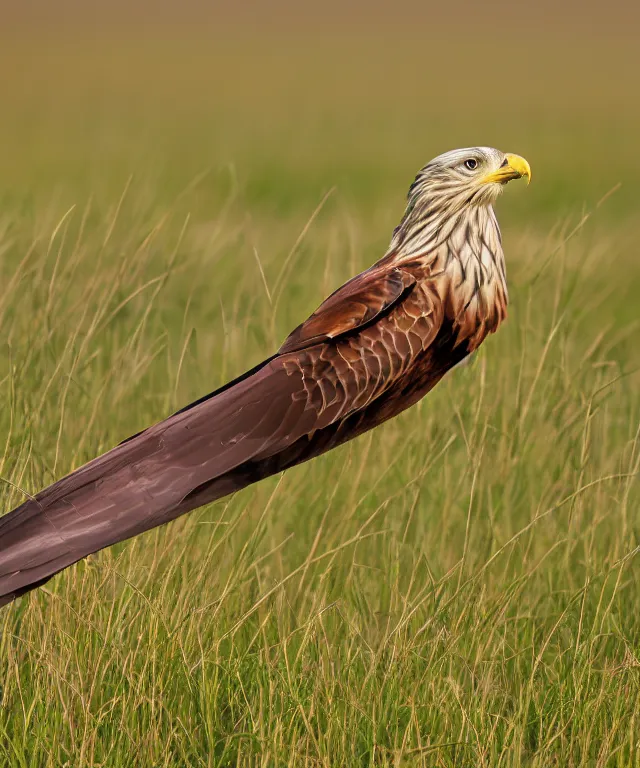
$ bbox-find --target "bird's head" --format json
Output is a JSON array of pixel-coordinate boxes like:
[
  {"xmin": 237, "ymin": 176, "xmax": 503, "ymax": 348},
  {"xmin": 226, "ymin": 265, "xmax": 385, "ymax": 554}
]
[
  {"xmin": 411, "ymin": 147, "xmax": 531, "ymax": 208},
  {"xmin": 392, "ymin": 147, "xmax": 531, "ymax": 256}
]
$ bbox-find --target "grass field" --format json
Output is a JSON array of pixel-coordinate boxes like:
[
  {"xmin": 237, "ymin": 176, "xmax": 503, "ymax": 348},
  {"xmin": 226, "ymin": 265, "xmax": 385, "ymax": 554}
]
[{"xmin": 0, "ymin": 8, "xmax": 639, "ymax": 766}]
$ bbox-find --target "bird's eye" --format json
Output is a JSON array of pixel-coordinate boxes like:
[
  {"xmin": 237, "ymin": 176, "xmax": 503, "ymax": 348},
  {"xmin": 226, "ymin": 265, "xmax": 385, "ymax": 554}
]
[{"xmin": 464, "ymin": 158, "xmax": 478, "ymax": 170}]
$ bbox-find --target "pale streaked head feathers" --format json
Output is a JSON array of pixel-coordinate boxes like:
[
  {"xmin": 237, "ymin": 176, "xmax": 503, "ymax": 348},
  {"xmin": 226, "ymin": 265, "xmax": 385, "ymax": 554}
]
[{"xmin": 389, "ymin": 146, "xmax": 530, "ymax": 260}]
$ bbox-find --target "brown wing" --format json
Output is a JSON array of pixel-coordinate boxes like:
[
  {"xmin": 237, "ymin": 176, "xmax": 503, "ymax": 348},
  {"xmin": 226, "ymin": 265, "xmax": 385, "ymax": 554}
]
[
  {"xmin": 279, "ymin": 266, "xmax": 417, "ymax": 353},
  {"xmin": 0, "ymin": 265, "xmax": 442, "ymax": 606}
]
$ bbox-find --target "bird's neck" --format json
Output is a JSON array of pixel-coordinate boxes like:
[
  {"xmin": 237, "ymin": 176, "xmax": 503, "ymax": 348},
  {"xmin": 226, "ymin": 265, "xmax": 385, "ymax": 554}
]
[{"xmin": 385, "ymin": 204, "xmax": 509, "ymax": 347}]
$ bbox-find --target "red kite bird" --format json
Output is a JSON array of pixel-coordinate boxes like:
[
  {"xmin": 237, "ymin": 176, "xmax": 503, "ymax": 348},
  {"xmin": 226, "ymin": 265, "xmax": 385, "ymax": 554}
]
[{"xmin": 0, "ymin": 147, "xmax": 530, "ymax": 607}]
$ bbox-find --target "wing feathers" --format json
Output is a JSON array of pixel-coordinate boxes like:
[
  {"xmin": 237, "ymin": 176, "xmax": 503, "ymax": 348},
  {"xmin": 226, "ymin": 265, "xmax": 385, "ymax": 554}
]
[
  {"xmin": 0, "ymin": 265, "xmax": 444, "ymax": 607},
  {"xmin": 279, "ymin": 267, "xmax": 416, "ymax": 353}
]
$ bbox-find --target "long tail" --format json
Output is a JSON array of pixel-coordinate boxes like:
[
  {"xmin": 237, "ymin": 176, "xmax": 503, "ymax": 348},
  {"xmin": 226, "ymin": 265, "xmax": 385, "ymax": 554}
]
[{"xmin": 0, "ymin": 355, "xmax": 325, "ymax": 607}]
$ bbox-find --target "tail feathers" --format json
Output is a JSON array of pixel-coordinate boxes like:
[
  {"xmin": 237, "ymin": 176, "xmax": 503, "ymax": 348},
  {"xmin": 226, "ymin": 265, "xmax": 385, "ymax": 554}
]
[
  {"xmin": 0, "ymin": 356, "xmax": 315, "ymax": 607},
  {"xmin": 0, "ymin": 466, "xmax": 249, "ymax": 607}
]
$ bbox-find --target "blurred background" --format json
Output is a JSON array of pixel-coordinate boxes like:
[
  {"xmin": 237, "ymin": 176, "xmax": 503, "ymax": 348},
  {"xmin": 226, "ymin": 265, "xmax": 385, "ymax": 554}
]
[{"xmin": 1, "ymin": 0, "xmax": 639, "ymax": 219}]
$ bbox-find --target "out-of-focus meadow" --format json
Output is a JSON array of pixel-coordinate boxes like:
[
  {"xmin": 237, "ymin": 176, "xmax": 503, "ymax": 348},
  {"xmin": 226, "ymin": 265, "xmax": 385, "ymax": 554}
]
[{"xmin": 0, "ymin": 3, "xmax": 639, "ymax": 765}]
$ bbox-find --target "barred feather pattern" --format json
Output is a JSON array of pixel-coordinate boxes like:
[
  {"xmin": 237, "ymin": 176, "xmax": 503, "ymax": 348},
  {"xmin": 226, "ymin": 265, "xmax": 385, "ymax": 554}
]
[{"xmin": 386, "ymin": 147, "xmax": 509, "ymax": 349}]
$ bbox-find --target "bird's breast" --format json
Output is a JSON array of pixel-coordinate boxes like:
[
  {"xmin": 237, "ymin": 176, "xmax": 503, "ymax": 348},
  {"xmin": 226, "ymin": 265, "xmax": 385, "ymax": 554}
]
[{"xmin": 429, "ymin": 217, "xmax": 508, "ymax": 351}]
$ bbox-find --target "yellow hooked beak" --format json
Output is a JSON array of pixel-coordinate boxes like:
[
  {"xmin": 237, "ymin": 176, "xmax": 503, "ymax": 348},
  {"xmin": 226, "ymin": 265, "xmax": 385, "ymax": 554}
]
[{"xmin": 481, "ymin": 153, "xmax": 531, "ymax": 186}]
